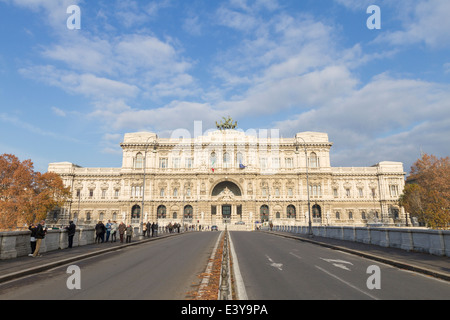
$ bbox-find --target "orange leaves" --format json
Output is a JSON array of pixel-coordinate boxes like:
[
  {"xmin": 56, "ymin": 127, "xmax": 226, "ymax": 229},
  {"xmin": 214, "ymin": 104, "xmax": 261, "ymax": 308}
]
[
  {"xmin": 402, "ymin": 153, "xmax": 450, "ymax": 229},
  {"xmin": 0, "ymin": 154, "xmax": 71, "ymax": 230}
]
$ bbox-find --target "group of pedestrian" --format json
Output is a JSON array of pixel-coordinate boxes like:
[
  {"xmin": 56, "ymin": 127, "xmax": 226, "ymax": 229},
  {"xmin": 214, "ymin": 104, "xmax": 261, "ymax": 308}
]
[
  {"xmin": 143, "ymin": 221, "xmax": 158, "ymax": 237},
  {"xmin": 95, "ymin": 220, "xmax": 132, "ymax": 243}
]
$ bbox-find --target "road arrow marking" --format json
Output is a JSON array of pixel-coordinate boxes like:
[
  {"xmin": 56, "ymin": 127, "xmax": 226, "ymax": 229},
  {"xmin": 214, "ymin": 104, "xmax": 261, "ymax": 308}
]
[
  {"xmin": 320, "ymin": 258, "xmax": 353, "ymax": 271},
  {"xmin": 266, "ymin": 255, "xmax": 283, "ymax": 271}
]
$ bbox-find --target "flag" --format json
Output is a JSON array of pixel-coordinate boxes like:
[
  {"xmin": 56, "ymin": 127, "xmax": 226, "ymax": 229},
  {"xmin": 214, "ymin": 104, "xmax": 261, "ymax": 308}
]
[{"xmin": 239, "ymin": 163, "xmax": 246, "ymax": 169}]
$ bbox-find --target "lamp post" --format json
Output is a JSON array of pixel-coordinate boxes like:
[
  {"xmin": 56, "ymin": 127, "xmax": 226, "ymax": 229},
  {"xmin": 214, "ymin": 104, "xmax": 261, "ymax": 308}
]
[
  {"xmin": 296, "ymin": 137, "xmax": 313, "ymax": 238},
  {"xmin": 140, "ymin": 137, "xmax": 155, "ymax": 239}
]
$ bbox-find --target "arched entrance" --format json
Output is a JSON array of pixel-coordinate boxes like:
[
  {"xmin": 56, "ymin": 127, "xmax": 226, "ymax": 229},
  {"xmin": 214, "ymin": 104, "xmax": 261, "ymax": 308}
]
[{"xmin": 211, "ymin": 180, "xmax": 243, "ymax": 225}]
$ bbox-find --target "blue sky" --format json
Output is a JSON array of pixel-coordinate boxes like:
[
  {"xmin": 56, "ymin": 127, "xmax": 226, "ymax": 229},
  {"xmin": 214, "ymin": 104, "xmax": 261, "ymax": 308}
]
[{"xmin": 0, "ymin": 0, "xmax": 449, "ymax": 173}]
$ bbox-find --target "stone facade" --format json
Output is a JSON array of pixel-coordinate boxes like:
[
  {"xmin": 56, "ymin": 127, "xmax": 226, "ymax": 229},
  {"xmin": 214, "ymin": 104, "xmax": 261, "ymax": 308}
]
[{"xmin": 48, "ymin": 130, "xmax": 406, "ymax": 231}]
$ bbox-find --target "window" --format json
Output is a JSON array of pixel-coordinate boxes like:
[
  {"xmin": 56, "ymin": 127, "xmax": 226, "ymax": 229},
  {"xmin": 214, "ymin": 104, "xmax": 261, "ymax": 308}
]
[
  {"xmin": 346, "ymin": 188, "xmax": 351, "ymax": 197},
  {"xmin": 275, "ymin": 188, "xmax": 280, "ymax": 196},
  {"xmin": 173, "ymin": 188, "xmax": 178, "ymax": 197},
  {"xmin": 285, "ymin": 158, "xmax": 293, "ymax": 168},
  {"xmin": 114, "ymin": 189, "xmax": 120, "ymax": 198},
  {"xmin": 309, "ymin": 152, "xmax": 318, "ymax": 168},
  {"xmin": 99, "ymin": 212, "xmax": 104, "ymax": 221},
  {"xmin": 348, "ymin": 211, "xmax": 353, "ymax": 220},
  {"xmin": 335, "ymin": 211, "xmax": 340, "ymax": 220},
  {"xmin": 210, "ymin": 152, "xmax": 217, "ymax": 167},
  {"xmin": 371, "ymin": 188, "xmax": 376, "ymax": 198},
  {"xmin": 86, "ymin": 212, "xmax": 91, "ymax": 221},
  {"xmin": 159, "ymin": 158, "xmax": 168, "ymax": 169},
  {"xmin": 310, "ymin": 184, "xmax": 322, "ymax": 196},
  {"xmin": 361, "ymin": 211, "xmax": 367, "ymax": 220},
  {"xmin": 260, "ymin": 157, "xmax": 267, "ymax": 169},
  {"xmin": 89, "ymin": 189, "xmax": 94, "ymax": 198},
  {"xmin": 131, "ymin": 205, "xmax": 140, "ymax": 221},
  {"xmin": 157, "ymin": 205, "xmax": 166, "ymax": 219},
  {"xmin": 112, "ymin": 212, "xmax": 117, "ymax": 221},
  {"xmin": 287, "ymin": 205, "xmax": 296, "ymax": 219},
  {"xmin": 333, "ymin": 188, "xmax": 338, "ymax": 198},
  {"xmin": 160, "ymin": 188, "xmax": 165, "ymax": 197},
  {"xmin": 135, "ymin": 153, "xmax": 144, "ymax": 169},
  {"xmin": 76, "ymin": 189, "xmax": 81, "ymax": 198},
  {"xmin": 236, "ymin": 152, "xmax": 244, "ymax": 167},
  {"xmin": 389, "ymin": 185, "xmax": 399, "ymax": 197},
  {"xmin": 185, "ymin": 158, "xmax": 193, "ymax": 168},
  {"xmin": 358, "ymin": 188, "xmax": 364, "ymax": 198},
  {"xmin": 101, "ymin": 189, "xmax": 106, "ymax": 199},
  {"xmin": 172, "ymin": 157, "xmax": 180, "ymax": 168},
  {"xmin": 223, "ymin": 152, "xmax": 231, "ymax": 168},
  {"xmin": 288, "ymin": 188, "xmax": 293, "ymax": 196},
  {"xmin": 272, "ymin": 157, "xmax": 280, "ymax": 169}
]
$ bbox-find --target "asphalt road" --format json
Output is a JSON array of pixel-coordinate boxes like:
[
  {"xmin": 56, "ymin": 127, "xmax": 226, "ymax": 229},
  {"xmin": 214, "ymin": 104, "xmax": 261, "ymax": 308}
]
[
  {"xmin": 0, "ymin": 231, "xmax": 448, "ymax": 300},
  {"xmin": 0, "ymin": 231, "xmax": 220, "ymax": 300},
  {"xmin": 230, "ymin": 231, "xmax": 450, "ymax": 300}
]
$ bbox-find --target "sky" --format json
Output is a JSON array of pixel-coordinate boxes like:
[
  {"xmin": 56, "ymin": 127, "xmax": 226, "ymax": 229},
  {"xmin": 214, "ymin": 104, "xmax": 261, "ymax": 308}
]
[{"xmin": 0, "ymin": 0, "xmax": 449, "ymax": 174}]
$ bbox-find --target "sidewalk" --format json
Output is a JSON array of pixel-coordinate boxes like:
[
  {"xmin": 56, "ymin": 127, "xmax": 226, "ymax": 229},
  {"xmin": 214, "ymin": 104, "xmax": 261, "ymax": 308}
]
[
  {"xmin": 265, "ymin": 230, "xmax": 450, "ymax": 282},
  {"xmin": 0, "ymin": 232, "xmax": 183, "ymax": 284}
]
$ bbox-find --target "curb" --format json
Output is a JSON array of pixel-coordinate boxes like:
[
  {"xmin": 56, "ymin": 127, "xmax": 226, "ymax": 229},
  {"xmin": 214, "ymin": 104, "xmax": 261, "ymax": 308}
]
[{"xmin": 264, "ymin": 231, "xmax": 450, "ymax": 282}]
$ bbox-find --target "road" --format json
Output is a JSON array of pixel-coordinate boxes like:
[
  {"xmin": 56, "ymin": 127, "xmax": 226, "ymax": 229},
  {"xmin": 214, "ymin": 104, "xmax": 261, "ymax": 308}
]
[
  {"xmin": 0, "ymin": 232, "xmax": 220, "ymax": 300},
  {"xmin": 230, "ymin": 231, "xmax": 450, "ymax": 300},
  {"xmin": 0, "ymin": 231, "xmax": 448, "ymax": 300}
]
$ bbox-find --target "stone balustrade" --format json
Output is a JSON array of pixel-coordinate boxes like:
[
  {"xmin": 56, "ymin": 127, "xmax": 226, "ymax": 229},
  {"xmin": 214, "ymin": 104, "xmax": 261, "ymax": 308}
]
[{"xmin": 274, "ymin": 225, "xmax": 450, "ymax": 257}]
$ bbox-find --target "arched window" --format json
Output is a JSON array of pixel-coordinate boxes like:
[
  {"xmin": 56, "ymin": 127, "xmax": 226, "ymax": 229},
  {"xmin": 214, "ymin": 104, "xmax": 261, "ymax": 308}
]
[
  {"xmin": 131, "ymin": 205, "xmax": 141, "ymax": 221},
  {"xmin": 135, "ymin": 153, "xmax": 144, "ymax": 169},
  {"xmin": 312, "ymin": 204, "xmax": 321, "ymax": 222},
  {"xmin": 184, "ymin": 205, "xmax": 193, "ymax": 219},
  {"xmin": 157, "ymin": 205, "xmax": 166, "ymax": 219},
  {"xmin": 260, "ymin": 205, "xmax": 269, "ymax": 222},
  {"xmin": 287, "ymin": 205, "xmax": 296, "ymax": 219},
  {"xmin": 309, "ymin": 152, "xmax": 319, "ymax": 168}
]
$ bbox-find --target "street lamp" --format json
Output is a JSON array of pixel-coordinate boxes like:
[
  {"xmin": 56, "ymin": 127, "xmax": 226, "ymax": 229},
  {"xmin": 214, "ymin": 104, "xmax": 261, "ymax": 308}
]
[
  {"xmin": 296, "ymin": 137, "xmax": 313, "ymax": 238},
  {"xmin": 140, "ymin": 137, "xmax": 156, "ymax": 239}
]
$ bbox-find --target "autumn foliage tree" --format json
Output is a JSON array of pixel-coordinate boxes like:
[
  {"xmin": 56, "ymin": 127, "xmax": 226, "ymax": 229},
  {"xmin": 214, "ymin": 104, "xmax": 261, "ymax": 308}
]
[
  {"xmin": 0, "ymin": 154, "xmax": 71, "ymax": 230},
  {"xmin": 400, "ymin": 153, "xmax": 450, "ymax": 229}
]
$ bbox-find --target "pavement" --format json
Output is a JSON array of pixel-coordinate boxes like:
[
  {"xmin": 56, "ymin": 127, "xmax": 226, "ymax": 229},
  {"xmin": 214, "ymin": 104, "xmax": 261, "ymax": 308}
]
[
  {"xmin": 264, "ymin": 230, "xmax": 450, "ymax": 282},
  {"xmin": 0, "ymin": 231, "xmax": 184, "ymax": 285},
  {"xmin": 0, "ymin": 230, "xmax": 449, "ymax": 287}
]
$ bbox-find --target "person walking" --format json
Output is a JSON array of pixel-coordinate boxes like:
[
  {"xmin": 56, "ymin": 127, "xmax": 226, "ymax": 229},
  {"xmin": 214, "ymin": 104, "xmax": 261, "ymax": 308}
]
[
  {"xmin": 118, "ymin": 221, "xmax": 126, "ymax": 243},
  {"xmin": 105, "ymin": 220, "xmax": 112, "ymax": 242},
  {"xmin": 65, "ymin": 220, "xmax": 76, "ymax": 248},
  {"xmin": 125, "ymin": 224, "xmax": 133, "ymax": 243},
  {"xmin": 146, "ymin": 221, "xmax": 151, "ymax": 238},
  {"xmin": 95, "ymin": 221, "xmax": 106, "ymax": 243},
  {"xmin": 28, "ymin": 223, "xmax": 37, "ymax": 256},
  {"xmin": 110, "ymin": 221, "xmax": 117, "ymax": 242},
  {"xmin": 32, "ymin": 220, "xmax": 47, "ymax": 257}
]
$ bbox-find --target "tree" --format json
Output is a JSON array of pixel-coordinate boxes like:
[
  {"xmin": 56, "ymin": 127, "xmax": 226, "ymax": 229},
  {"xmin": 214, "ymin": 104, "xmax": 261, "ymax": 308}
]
[
  {"xmin": 0, "ymin": 154, "xmax": 71, "ymax": 230},
  {"xmin": 400, "ymin": 154, "xmax": 449, "ymax": 229}
]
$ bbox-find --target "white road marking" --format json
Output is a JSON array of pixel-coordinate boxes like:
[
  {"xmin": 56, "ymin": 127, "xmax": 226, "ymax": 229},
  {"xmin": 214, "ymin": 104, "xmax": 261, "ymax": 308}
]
[
  {"xmin": 228, "ymin": 233, "xmax": 248, "ymax": 300},
  {"xmin": 289, "ymin": 252, "xmax": 302, "ymax": 259},
  {"xmin": 320, "ymin": 258, "xmax": 353, "ymax": 271},
  {"xmin": 266, "ymin": 255, "xmax": 283, "ymax": 271},
  {"xmin": 315, "ymin": 265, "xmax": 379, "ymax": 300}
]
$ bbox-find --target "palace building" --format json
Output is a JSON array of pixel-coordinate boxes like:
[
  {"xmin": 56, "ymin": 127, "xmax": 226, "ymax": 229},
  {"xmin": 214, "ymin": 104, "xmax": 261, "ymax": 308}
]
[{"xmin": 48, "ymin": 129, "xmax": 407, "ymax": 230}]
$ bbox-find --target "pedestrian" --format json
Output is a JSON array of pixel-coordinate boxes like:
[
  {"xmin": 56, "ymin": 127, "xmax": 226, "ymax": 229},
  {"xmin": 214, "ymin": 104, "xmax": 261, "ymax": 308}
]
[
  {"xmin": 32, "ymin": 220, "xmax": 47, "ymax": 257},
  {"xmin": 110, "ymin": 221, "xmax": 117, "ymax": 242},
  {"xmin": 65, "ymin": 220, "xmax": 76, "ymax": 248},
  {"xmin": 95, "ymin": 221, "xmax": 106, "ymax": 243},
  {"xmin": 28, "ymin": 223, "xmax": 37, "ymax": 256},
  {"xmin": 105, "ymin": 220, "xmax": 112, "ymax": 242},
  {"xmin": 142, "ymin": 222, "xmax": 147, "ymax": 237},
  {"xmin": 146, "ymin": 221, "xmax": 151, "ymax": 237},
  {"xmin": 126, "ymin": 224, "xmax": 133, "ymax": 243},
  {"xmin": 118, "ymin": 221, "xmax": 126, "ymax": 243}
]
